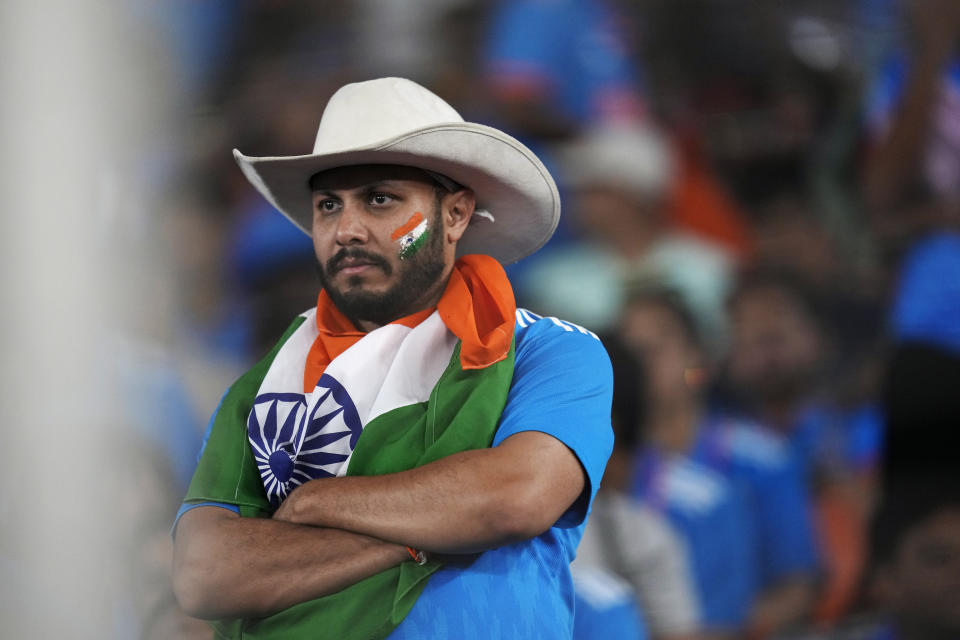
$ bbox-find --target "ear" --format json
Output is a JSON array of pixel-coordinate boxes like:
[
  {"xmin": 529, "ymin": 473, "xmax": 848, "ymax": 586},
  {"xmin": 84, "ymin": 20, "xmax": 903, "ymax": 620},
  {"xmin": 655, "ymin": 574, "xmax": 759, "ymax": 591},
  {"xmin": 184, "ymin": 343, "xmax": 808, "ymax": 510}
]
[{"xmin": 443, "ymin": 189, "xmax": 475, "ymax": 244}]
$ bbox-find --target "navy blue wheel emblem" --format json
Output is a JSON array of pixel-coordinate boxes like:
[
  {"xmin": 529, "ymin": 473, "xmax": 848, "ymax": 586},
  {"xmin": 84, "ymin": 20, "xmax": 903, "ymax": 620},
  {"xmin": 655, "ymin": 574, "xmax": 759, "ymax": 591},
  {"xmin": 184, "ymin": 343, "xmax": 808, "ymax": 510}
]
[{"xmin": 248, "ymin": 374, "xmax": 363, "ymax": 508}]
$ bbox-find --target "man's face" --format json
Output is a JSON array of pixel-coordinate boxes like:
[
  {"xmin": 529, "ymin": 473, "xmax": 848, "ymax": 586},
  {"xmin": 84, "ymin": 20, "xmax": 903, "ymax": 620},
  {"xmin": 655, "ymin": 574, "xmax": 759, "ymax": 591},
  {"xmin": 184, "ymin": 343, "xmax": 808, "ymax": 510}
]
[
  {"xmin": 882, "ymin": 508, "xmax": 960, "ymax": 635},
  {"xmin": 619, "ymin": 300, "xmax": 704, "ymax": 408},
  {"xmin": 727, "ymin": 285, "xmax": 822, "ymax": 409},
  {"xmin": 310, "ymin": 165, "xmax": 451, "ymax": 327},
  {"xmin": 574, "ymin": 186, "xmax": 664, "ymax": 253}
]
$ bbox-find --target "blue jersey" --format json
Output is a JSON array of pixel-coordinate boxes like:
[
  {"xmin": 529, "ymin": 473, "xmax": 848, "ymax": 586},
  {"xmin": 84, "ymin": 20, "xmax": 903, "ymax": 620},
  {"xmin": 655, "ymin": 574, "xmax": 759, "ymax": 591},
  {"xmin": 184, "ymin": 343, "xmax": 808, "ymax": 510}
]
[
  {"xmin": 890, "ymin": 232, "xmax": 960, "ymax": 355},
  {"xmin": 389, "ymin": 309, "xmax": 614, "ymax": 639},
  {"xmin": 789, "ymin": 403, "xmax": 884, "ymax": 481},
  {"xmin": 484, "ymin": 0, "xmax": 645, "ymax": 125},
  {"xmin": 630, "ymin": 416, "xmax": 818, "ymax": 629},
  {"xmin": 177, "ymin": 309, "xmax": 614, "ymax": 638}
]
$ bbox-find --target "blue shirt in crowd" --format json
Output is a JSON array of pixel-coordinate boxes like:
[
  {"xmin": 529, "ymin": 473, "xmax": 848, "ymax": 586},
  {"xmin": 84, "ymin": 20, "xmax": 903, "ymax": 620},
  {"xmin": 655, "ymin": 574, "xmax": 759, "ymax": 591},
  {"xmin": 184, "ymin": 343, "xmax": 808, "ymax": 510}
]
[{"xmin": 630, "ymin": 415, "xmax": 819, "ymax": 629}]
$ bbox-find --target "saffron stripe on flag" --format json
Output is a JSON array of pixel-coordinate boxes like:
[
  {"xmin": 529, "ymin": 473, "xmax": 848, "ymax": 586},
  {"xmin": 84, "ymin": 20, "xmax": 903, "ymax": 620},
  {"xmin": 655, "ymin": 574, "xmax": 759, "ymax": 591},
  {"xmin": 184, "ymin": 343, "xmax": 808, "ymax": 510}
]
[{"xmin": 391, "ymin": 212, "xmax": 425, "ymax": 241}]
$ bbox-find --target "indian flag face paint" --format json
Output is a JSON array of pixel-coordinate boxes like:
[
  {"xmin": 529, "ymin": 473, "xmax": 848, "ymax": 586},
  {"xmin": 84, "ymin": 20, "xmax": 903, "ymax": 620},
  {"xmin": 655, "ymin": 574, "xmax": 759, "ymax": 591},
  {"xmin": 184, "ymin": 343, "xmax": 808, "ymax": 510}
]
[{"xmin": 391, "ymin": 211, "xmax": 429, "ymax": 260}]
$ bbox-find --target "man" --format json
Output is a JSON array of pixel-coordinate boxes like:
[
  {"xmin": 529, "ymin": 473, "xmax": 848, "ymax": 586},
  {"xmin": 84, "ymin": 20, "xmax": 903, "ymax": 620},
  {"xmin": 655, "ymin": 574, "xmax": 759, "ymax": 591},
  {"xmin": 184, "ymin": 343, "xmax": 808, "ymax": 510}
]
[
  {"xmin": 172, "ymin": 77, "xmax": 614, "ymax": 639},
  {"xmin": 620, "ymin": 290, "xmax": 819, "ymax": 637},
  {"xmin": 865, "ymin": 477, "xmax": 960, "ymax": 640}
]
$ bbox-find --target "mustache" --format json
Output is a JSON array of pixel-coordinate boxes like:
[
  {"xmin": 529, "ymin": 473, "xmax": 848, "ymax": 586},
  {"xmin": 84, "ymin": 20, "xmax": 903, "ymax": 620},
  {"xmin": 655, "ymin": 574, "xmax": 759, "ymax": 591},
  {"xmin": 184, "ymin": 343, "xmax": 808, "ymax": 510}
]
[{"xmin": 325, "ymin": 248, "xmax": 393, "ymax": 276}]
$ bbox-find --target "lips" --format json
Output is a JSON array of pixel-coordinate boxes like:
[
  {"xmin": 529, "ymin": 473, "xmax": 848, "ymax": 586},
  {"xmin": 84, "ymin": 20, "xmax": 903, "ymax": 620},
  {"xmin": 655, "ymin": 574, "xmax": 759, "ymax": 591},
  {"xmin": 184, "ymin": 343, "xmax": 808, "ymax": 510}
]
[
  {"xmin": 339, "ymin": 257, "xmax": 375, "ymax": 269},
  {"xmin": 327, "ymin": 250, "xmax": 391, "ymax": 277},
  {"xmin": 339, "ymin": 261, "xmax": 376, "ymax": 275}
]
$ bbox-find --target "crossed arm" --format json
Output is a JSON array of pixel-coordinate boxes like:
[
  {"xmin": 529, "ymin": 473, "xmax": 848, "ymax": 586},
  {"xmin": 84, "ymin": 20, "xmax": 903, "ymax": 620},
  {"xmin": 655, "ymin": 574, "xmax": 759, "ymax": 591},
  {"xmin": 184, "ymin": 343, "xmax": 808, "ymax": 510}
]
[{"xmin": 172, "ymin": 431, "xmax": 585, "ymax": 619}]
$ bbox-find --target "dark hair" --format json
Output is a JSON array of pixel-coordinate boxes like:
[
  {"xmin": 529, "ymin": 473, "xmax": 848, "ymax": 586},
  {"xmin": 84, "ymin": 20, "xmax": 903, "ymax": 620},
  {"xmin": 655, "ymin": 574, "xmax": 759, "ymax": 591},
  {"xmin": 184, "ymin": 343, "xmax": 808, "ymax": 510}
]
[
  {"xmin": 727, "ymin": 267, "xmax": 824, "ymax": 331},
  {"xmin": 600, "ymin": 332, "xmax": 646, "ymax": 452},
  {"xmin": 624, "ymin": 286, "xmax": 703, "ymax": 351},
  {"xmin": 881, "ymin": 342, "xmax": 960, "ymax": 492},
  {"xmin": 870, "ymin": 474, "xmax": 960, "ymax": 567}
]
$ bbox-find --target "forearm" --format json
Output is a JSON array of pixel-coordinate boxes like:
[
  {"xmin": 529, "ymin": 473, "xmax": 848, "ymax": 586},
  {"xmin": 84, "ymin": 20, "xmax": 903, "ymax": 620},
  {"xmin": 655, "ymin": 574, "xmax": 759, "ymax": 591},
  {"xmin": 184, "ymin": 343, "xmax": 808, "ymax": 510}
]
[
  {"xmin": 275, "ymin": 432, "xmax": 584, "ymax": 554},
  {"xmin": 863, "ymin": 8, "xmax": 959, "ymax": 209},
  {"xmin": 173, "ymin": 507, "xmax": 409, "ymax": 620},
  {"xmin": 279, "ymin": 450, "xmax": 530, "ymax": 553}
]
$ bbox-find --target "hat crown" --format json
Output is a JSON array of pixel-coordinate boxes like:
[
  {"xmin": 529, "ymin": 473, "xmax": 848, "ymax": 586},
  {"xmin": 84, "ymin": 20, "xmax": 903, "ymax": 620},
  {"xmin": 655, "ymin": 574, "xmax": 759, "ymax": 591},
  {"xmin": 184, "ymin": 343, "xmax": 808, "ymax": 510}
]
[{"xmin": 312, "ymin": 78, "xmax": 464, "ymax": 154}]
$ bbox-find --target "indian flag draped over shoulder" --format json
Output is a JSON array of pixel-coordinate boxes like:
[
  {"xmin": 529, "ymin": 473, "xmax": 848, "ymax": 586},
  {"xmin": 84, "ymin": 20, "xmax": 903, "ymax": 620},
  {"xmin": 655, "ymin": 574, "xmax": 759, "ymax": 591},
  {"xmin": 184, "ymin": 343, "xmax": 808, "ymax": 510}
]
[{"xmin": 183, "ymin": 255, "xmax": 517, "ymax": 640}]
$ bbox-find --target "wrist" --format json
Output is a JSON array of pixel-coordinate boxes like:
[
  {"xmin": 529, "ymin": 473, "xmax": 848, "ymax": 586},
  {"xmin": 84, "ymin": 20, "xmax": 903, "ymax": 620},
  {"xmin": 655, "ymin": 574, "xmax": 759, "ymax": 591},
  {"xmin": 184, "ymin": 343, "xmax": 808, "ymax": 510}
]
[{"xmin": 405, "ymin": 546, "xmax": 429, "ymax": 565}]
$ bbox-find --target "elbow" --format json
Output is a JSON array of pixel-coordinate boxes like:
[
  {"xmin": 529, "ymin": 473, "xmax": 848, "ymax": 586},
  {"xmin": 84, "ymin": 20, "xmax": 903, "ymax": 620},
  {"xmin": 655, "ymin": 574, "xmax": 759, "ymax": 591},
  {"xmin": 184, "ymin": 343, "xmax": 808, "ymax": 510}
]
[
  {"xmin": 173, "ymin": 534, "xmax": 237, "ymax": 620},
  {"xmin": 172, "ymin": 558, "xmax": 215, "ymax": 619},
  {"xmin": 485, "ymin": 483, "xmax": 563, "ymax": 543},
  {"xmin": 173, "ymin": 557, "xmax": 251, "ymax": 620}
]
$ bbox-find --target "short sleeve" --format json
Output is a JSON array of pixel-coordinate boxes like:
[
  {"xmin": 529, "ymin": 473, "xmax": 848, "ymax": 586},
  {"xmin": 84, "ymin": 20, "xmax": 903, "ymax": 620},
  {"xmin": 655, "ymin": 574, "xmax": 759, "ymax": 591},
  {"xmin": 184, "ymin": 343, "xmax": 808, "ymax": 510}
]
[
  {"xmin": 493, "ymin": 312, "xmax": 614, "ymax": 527},
  {"xmin": 180, "ymin": 365, "xmax": 272, "ymax": 517},
  {"xmin": 178, "ymin": 317, "xmax": 306, "ymax": 522}
]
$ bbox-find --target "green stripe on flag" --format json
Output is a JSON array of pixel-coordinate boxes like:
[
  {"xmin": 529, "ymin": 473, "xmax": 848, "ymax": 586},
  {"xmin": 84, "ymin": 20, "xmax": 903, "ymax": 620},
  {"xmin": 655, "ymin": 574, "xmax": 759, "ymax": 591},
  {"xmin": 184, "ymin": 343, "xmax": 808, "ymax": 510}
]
[
  {"xmin": 223, "ymin": 340, "xmax": 515, "ymax": 639},
  {"xmin": 184, "ymin": 316, "xmax": 307, "ymax": 517}
]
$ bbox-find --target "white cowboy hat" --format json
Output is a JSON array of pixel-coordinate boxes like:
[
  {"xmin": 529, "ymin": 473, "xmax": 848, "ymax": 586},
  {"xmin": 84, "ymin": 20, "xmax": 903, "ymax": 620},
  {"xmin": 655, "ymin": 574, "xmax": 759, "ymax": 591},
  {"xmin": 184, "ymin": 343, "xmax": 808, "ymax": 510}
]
[{"xmin": 234, "ymin": 77, "xmax": 560, "ymax": 265}]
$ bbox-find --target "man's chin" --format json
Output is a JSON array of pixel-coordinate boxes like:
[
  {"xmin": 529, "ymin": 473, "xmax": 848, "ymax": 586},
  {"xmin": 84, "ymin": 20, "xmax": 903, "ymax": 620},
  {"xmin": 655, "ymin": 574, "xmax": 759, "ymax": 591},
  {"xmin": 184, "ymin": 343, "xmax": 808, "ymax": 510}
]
[
  {"xmin": 332, "ymin": 271, "xmax": 388, "ymax": 290},
  {"xmin": 336, "ymin": 278, "xmax": 391, "ymax": 296},
  {"xmin": 326, "ymin": 281, "xmax": 392, "ymax": 308}
]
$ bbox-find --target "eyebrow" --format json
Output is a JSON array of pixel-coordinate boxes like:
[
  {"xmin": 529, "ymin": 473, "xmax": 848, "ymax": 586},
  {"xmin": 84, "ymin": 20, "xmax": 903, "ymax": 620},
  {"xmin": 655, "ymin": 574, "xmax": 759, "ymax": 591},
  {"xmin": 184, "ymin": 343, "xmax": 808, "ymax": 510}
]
[{"xmin": 309, "ymin": 179, "xmax": 401, "ymax": 194}]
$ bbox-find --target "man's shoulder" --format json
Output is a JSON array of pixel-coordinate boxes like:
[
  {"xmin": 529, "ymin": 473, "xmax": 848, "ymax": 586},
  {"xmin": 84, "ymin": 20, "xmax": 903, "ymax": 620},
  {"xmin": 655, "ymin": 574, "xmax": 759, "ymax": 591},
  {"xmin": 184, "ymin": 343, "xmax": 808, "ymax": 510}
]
[
  {"xmin": 512, "ymin": 307, "xmax": 610, "ymax": 368},
  {"xmin": 513, "ymin": 307, "xmax": 602, "ymax": 345},
  {"xmin": 507, "ymin": 308, "xmax": 613, "ymax": 401}
]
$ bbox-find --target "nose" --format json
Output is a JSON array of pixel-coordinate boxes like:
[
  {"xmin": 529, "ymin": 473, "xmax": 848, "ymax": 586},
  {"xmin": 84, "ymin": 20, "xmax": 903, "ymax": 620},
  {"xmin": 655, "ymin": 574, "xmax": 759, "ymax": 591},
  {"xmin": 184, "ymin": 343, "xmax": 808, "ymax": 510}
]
[{"xmin": 334, "ymin": 201, "xmax": 368, "ymax": 246}]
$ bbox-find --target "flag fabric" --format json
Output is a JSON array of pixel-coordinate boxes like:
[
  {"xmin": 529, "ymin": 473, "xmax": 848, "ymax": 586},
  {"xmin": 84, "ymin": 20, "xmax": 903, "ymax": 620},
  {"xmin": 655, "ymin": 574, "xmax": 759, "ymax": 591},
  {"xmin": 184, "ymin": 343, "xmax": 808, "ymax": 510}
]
[{"xmin": 183, "ymin": 255, "xmax": 517, "ymax": 639}]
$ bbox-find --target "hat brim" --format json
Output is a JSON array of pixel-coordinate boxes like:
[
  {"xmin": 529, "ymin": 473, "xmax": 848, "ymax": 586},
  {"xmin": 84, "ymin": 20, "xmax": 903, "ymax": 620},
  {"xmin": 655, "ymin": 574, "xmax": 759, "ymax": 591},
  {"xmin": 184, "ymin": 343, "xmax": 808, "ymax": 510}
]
[{"xmin": 234, "ymin": 122, "xmax": 560, "ymax": 265}]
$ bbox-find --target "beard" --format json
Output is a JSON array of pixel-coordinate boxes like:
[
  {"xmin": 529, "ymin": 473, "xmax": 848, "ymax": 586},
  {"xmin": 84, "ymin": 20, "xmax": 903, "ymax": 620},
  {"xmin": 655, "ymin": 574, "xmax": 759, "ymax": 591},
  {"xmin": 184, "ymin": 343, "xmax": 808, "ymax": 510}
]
[{"xmin": 315, "ymin": 207, "xmax": 446, "ymax": 327}]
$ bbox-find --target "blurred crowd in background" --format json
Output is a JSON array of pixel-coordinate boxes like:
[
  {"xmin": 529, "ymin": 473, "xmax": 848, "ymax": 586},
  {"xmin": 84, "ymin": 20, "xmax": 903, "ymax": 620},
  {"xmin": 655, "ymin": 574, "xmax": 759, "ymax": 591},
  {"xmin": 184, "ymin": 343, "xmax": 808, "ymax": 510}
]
[{"xmin": 117, "ymin": 0, "xmax": 960, "ymax": 638}]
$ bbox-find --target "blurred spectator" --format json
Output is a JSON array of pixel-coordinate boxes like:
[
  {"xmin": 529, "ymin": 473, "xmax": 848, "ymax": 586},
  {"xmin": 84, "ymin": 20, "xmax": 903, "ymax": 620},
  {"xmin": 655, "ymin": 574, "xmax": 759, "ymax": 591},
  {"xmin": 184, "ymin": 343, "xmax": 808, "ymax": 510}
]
[
  {"xmin": 574, "ymin": 336, "xmax": 702, "ymax": 640},
  {"xmin": 725, "ymin": 272, "xmax": 827, "ymax": 442},
  {"xmin": 881, "ymin": 233, "xmax": 960, "ymax": 492},
  {"xmin": 724, "ymin": 270, "xmax": 884, "ymax": 621},
  {"xmin": 750, "ymin": 191, "xmax": 843, "ymax": 292},
  {"xmin": 857, "ymin": 0, "xmax": 960, "ymax": 509},
  {"xmin": 724, "ymin": 270, "xmax": 882, "ymax": 481},
  {"xmin": 519, "ymin": 123, "xmax": 734, "ymax": 345},
  {"xmin": 352, "ymin": 0, "xmax": 477, "ymax": 85},
  {"xmin": 484, "ymin": 0, "xmax": 645, "ymax": 140},
  {"xmin": 864, "ymin": 478, "xmax": 960, "ymax": 640},
  {"xmin": 862, "ymin": 0, "xmax": 960, "ymax": 216},
  {"xmin": 782, "ymin": 478, "xmax": 960, "ymax": 640},
  {"xmin": 619, "ymin": 290, "xmax": 819, "ymax": 638}
]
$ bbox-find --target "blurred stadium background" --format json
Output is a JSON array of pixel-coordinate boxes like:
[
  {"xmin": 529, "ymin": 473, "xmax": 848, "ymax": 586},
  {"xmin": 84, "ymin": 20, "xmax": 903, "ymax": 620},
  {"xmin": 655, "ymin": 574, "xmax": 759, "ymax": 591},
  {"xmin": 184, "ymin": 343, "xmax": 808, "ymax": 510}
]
[{"xmin": 2, "ymin": 0, "xmax": 958, "ymax": 638}]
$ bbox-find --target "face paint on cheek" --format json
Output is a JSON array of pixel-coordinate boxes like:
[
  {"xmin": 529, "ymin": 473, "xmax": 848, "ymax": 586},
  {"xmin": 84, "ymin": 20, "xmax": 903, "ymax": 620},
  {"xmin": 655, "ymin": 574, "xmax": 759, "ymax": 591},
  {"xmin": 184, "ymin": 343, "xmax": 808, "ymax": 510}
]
[{"xmin": 391, "ymin": 212, "xmax": 430, "ymax": 260}]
